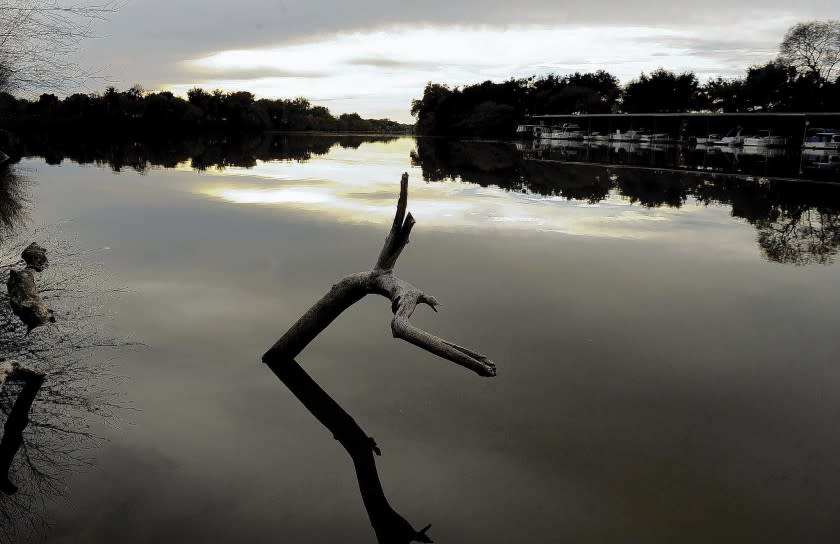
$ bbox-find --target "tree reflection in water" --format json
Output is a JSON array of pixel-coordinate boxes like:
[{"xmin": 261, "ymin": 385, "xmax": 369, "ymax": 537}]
[
  {"xmin": 0, "ymin": 234, "xmax": 126, "ymax": 543},
  {"xmin": 756, "ymin": 208, "xmax": 840, "ymax": 265},
  {"xmin": 6, "ymin": 133, "xmax": 397, "ymax": 173},
  {"xmin": 0, "ymin": 165, "xmax": 27, "ymax": 240},
  {"xmin": 6, "ymin": 133, "xmax": 840, "ymax": 266},
  {"xmin": 411, "ymin": 138, "xmax": 840, "ymax": 265},
  {"xmin": 268, "ymin": 359, "xmax": 433, "ymax": 544}
]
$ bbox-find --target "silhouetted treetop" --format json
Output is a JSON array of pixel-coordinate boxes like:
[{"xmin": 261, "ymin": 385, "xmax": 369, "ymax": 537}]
[
  {"xmin": 779, "ymin": 20, "xmax": 840, "ymax": 84},
  {"xmin": 622, "ymin": 69, "xmax": 699, "ymax": 113},
  {"xmin": 0, "ymin": 86, "xmax": 412, "ymax": 135}
]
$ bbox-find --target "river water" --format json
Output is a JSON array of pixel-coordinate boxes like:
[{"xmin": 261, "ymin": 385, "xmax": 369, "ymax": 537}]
[{"xmin": 2, "ymin": 135, "xmax": 840, "ymax": 543}]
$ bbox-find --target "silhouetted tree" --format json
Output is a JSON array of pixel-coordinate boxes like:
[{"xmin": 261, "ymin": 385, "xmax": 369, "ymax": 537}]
[
  {"xmin": 0, "ymin": 86, "xmax": 411, "ymax": 135},
  {"xmin": 698, "ymin": 77, "xmax": 746, "ymax": 112},
  {"xmin": 410, "ymin": 82, "xmax": 454, "ymax": 134},
  {"xmin": 622, "ymin": 69, "xmax": 699, "ymax": 113},
  {"xmin": 779, "ymin": 20, "xmax": 840, "ymax": 84},
  {"xmin": 531, "ymin": 71, "xmax": 620, "ymax": 114},
  {"xmin": 411, "ymin": 74, "xmax": 618, "ymax": 136},
  {"xmin": 741, "ymin": 62, "xmax": 797, "ymax": 111}
]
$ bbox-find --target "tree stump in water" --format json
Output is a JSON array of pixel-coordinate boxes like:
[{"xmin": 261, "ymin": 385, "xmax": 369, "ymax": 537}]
[
  {"xmin": 7, "ymin": 268, "xmax": 54, "ymax": 332},
  {"xmin": 21, "ymin": 242, "xmax": 48, "ymax": 272},
  {"xmin": 6, "ymin": 242, "xmax": 54, "ymax": 332}
]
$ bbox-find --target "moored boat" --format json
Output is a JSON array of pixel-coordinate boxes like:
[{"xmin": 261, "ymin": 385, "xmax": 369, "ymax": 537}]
[
  {"xmin": 743, "ymin": 130, "xmax": 787, "ymax": 147},
  {"xmin": 547, "ymin": 123, "xmax": 585, "ymax": 140},
  {"xmin": 611, "ymin": 141, "xmax": 641, "ymax": 153},
  {"xmin": 713, "ymin": 127, "xmax": 744, "ymax": 147},
  {"xmin": 801, "ymin": 149, "xmax": 840, "ymax": 170},
  {"xmin": 639, "ymin": 133, "xmax": 671, "ymax": 145},
  {"xmin": 515, "ymin": 124, "xmax": 540, "ymax": 137},
  {"xmin": 695, "ymin": 134, "xmax": 721, "ymax": 145},
  {"xmin": 611, "ymin": 129, "xmax": 644, "ymax": 142},
  {"xmin": 802, "ymin": 129, "xmax": 840, "ymax": 151}
]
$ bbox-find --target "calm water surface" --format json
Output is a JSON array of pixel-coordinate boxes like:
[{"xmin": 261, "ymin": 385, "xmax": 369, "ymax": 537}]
[{"xmin": 4, "ymin": 136, "xmax": 840, "ymax": 542}]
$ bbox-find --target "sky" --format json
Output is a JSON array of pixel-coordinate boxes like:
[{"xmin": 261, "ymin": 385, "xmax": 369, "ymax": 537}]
[{"xmin": 70, "ymin": 0, "xmax": 840, "ymax": 122}]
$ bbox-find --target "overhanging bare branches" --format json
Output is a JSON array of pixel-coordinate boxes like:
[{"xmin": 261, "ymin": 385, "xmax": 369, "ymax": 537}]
[
  {"xmin": 263, "ymin": 173, "xmax": 497, "ymax": 377},
  {"xmin": 779, "ymin": 20, "xmax": 840, "ymax": 83},
  {"xmin": 0, "ymin": 1, "xmax": 119, "ymax": 94}
]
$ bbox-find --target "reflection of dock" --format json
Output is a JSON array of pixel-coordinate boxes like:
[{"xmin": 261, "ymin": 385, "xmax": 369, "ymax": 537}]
[
  {"xmin": 802, "ymin": 150, "xmax": 840, "ymax": 172},
  {"xmin": 517, "ymin": 112, "xmax": 840, "ymax": 150},
  {"xmin": 511, "ymin": 130, "xmax": 840, "ymax": 182},
  {"xmin": 741, "ymin": 146, "xmax": 788, "ymax": 158},
  {"xmin": 516, "ymin": 141, "xmax": 840, "ymax": 184},
  {"xmin": 416, "ymin": 136, "xmax": 840, "ymax": 265},
  {"xmin": 519, "ymin": 156, "xmax": 840, "ymax": 185}
]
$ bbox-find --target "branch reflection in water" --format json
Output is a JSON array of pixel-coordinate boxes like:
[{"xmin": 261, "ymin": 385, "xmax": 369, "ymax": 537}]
[
  {"xmin": 0, "ymin": 364, "xmax": 45, "ymax": 496},
  {"xmin": 7, "ymin": 132, "xmax": 840, "ymax": 266},
  {"xmin": 4, "ymin": 132, "xmax": 397, "ymax": 173},
  {"xmin": 0, "ymin": 365, "xmax": 45, "ymax": 542},
  {"xmin": 0, "ymin": 235, "xmax": 127, "ymax": 543},
  {"xmin": 268, "ymin": 358, "xmax": 433, "ymax": 544}
]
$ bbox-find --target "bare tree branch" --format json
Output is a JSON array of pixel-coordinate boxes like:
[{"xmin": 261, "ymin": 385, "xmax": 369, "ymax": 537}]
[
  {"xmin": 0, "ymin": 1, "xmax": 119, "ymax": 94},
  {"xmin": 779, "ymin": 20, "xmax": 840, "ymax": 83}
]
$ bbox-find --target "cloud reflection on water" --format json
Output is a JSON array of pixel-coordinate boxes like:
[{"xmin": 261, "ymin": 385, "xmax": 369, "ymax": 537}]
[{"xmin": 194, "ymin": 139, "xmax": 724, "ymax": 241}]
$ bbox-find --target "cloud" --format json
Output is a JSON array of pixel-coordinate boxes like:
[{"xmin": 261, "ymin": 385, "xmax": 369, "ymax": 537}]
[
  {"xmin": 344, "ymin": 57, "xmax": 442, "ymax": 69},
  {"xmin": 185, "ymin": 67, "xmax": 328, "ymax": 80},
  {"xmin": 640, "ymin": 34, "xmax": 783, "ymax": 73},
  {"xmin": 66, "ymin": 1, "xmax": 840, "ymax": 118},
  {"xmin": 162, "ymin": 24, "xmax": 796, "ymax": 120}
]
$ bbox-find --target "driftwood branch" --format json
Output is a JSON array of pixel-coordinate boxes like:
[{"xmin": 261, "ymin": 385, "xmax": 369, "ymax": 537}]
[
  {"xmin": 21, "ymin": 242, "xmax": 48, "ymax": 272},
  {"xmin": 269, "ymin": 359, "xmax": 433, "ymax": 543},
  {"xmin": 263, "ymin": 173, "xmax": 497, "ymax": 377},
  {"xmin": 6, "ymin": 242, "xmax": 54, "ymax": 332}
]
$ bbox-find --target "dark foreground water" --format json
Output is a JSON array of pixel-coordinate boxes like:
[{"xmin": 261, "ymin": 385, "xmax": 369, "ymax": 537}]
[{"xmin": 3, "ymin": 135, "xmax": 840, "ymax": 543}]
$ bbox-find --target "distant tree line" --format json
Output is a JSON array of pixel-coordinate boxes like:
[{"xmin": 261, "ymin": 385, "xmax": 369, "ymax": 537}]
[
  {"xmin": 0, "ymin": 86, "xmax": 412, "ymax": 135},
  {"xmin": 412, "ymin": 20, "xmax": 840, "ymax": 137}
]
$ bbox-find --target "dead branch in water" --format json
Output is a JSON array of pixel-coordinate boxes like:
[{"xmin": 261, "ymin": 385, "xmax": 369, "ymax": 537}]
[
  {"xmin": 263, "ymin": 173, "xmax": 497, "ymax": 377},
  {"xmin": 7, "ymin": 268, "xmax": 53, "ymax": 333},
  {"xmin": 5, "ymin": 241, "xmax": 53, "ymax": 332}
]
